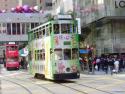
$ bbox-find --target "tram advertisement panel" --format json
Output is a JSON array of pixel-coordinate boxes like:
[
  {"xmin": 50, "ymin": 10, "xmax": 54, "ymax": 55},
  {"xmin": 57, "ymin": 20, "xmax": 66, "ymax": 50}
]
[{"xmin": 53, "ymin": 34, "xmax": 78, "ymax": 48}]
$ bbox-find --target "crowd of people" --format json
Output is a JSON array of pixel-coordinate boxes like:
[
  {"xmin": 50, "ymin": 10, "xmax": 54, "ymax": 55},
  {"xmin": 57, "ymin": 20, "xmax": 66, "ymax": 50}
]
[{"xmin": 80, "ymin": 54, "xmax": 125, "ymax": 74}]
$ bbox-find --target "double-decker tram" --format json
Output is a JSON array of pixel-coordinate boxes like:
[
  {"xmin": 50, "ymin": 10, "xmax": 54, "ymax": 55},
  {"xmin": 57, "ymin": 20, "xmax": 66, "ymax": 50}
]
[
  {"xmin": 28, "ymin": 15, "xmax": 80, "ymax": 80},
  {"xmin": 5, "ymin": 42, "xmax": 20, "ymax": 70}
]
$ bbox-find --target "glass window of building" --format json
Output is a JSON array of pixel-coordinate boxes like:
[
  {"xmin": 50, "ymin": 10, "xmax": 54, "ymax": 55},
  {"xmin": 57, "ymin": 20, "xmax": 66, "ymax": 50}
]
[
  {"xmin": 26, "ymin": 23, "xmax": 30, "ymax": 34},
  {"xmin": 12, "ymin": 23, "xmax": 16, "ymax": 35},
  {"xmin": 2, "ymin": 23, "xmax": 7, "ymax": 34},
  {"xmin": 7, "ymin": 23, "xmax": 11, "ymax": 35},
  {"xmin": 17, "ymin": 23, "xmax": 20, "ymax": 35},
  {"xmin": 22, "ymin": 23, "xmax": 25, "ymax": 34}
]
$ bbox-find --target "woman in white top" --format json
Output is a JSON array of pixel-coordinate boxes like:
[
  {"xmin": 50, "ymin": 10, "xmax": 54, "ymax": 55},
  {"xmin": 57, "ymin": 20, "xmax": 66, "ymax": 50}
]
[{"xmin": 114, "ymin": 59, "xmax": 119, "ymax": 73}]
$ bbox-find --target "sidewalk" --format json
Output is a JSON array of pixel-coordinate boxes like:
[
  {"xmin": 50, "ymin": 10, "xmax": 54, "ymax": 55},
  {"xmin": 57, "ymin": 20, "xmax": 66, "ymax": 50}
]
[{"xmin": 81, "ymin": 69, "xmax": 125, "ymax": 75}]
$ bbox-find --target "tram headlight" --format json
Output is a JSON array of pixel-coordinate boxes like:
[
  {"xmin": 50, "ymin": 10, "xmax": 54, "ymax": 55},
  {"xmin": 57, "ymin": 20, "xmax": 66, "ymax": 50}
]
[{"xmin": 66, "ymin": 67, "xmax": 70, "ymax": 72}]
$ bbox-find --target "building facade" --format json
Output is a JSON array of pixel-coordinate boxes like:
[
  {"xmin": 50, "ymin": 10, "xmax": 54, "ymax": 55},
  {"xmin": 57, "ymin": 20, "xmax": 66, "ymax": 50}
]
[
  {"xmin": 0, "ymin": 13, "xmax": 49, "ymax": 44},
  {"xmin": 0, "ymin": 0, "xmax": 52, "ymax": 12},
  {"xmin": 0, "ymin": 0, "xmax": 36, "ymax": 12},
  {"xmin": 75, "ymin": 0, "xmax": 125, "ymax": 55},
  {"xmin": 37, "ymin": 0, "xmax": 52, "ymax": 10},
  {"xmin": 52, "ymin": 0, "xmax": 74, "ymax": 15}
]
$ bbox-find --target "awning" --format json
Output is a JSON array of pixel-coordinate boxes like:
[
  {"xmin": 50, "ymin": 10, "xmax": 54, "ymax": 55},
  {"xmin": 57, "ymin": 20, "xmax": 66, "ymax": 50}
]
[
  {"xmin": 79, "ymin": 49, "xmax": 88, "ymax": 54},
  {"xmin": 19, "ymin": 47, "xmax": 29, "ymax": 57}
]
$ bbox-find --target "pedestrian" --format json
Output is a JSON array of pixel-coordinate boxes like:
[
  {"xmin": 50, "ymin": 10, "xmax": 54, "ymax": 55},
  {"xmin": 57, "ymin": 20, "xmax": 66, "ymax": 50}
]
[
  {"xmin": 114, "ymin": 58, "xmax": 119, "ymax": 73},
  {"xmin": 96, "ymin": 57, "xmax": 100, "ymax": 71},
  {"xmin": 20, "ymin": 58, "xmax": 24, "ymax": 69}
]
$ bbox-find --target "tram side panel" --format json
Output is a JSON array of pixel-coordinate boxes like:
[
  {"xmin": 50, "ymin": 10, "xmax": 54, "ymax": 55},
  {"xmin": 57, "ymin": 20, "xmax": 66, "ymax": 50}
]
[{"xmin": 44, "ymin": 36, "xmax": 53, "ymax": 79}]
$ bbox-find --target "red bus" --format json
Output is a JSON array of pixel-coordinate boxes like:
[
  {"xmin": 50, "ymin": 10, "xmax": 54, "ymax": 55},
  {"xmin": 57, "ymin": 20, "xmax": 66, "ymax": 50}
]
[{"xmin": 5, "ymin": 43, "xmax": 20, "ymax": 70}]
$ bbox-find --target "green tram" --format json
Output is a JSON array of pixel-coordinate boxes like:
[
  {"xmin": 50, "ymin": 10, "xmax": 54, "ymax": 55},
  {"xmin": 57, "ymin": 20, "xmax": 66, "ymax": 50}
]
[{"xmin": 28, "ymin": 15, "xmax": 80, "ymax": 80}]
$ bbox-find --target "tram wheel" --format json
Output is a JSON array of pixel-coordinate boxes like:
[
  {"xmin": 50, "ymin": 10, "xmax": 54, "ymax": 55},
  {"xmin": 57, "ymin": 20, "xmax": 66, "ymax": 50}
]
[
  {"xmin": 34, "ymin": 73, "xmax": 45, "ymax": 79},
  {"xmin": 7, "ymin": 67, "xmax": 10, "ymax": 71}
]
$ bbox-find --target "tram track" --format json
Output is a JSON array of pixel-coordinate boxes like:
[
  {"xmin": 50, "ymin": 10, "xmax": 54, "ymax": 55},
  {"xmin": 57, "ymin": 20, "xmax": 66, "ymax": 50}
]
[
  {"xmin": 2, "ymin": 79, "xmax": 33, "ymax": 94},
  {"xmin": 9, "ymin": 77, "xmax": 114, "ymax": 94},
  {"xmin": 4, "ymin": 77, "xmax": 88, "ymax": 94},
  {"xmin": 2, "ymin": 75, "xmax": 124, "ymax": 94},
  {"xmin": 2, "ymin": 77, "xmax": 56, "ymax": 94},
  {"xmin": 54, "ymin": 80, "xmax": 114, "ymax": 94}
]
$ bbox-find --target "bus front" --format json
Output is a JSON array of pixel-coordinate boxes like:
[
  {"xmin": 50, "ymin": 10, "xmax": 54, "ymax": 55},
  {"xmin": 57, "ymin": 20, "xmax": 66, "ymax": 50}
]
[{"xmin": 6, "ymin": 45, "xmax": 20, "ymax": 70}]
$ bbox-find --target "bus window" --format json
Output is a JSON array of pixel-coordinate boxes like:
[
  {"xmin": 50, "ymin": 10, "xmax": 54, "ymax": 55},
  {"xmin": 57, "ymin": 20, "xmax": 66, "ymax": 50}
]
[
  {"xmin": 64, "ymin": 49, "xmax": 71, "ymax": 60},
  {"xmin": 54, "ymin": 24, "xmax": 59, "ymax": 34},
  {"xmin": 72, "ymin": 48, "xmax": 78, "ymax": 59},
  {"xmin": 54, "ymin": 49, "xmax": 62, "ymax": 60}
]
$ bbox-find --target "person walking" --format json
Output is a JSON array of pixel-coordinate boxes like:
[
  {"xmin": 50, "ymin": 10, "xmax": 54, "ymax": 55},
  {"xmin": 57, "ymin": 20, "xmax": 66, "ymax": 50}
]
[
  {"xmin": 114, "ymin": 58, "xmax": 120, "ymax": 73},
  {"xmin": 96, "ymin": 57, "xmax": 101, "ymax": 71}
]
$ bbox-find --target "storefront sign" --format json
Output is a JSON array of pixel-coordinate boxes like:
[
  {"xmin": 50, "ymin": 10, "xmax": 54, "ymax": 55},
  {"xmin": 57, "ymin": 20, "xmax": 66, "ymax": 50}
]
[{"xmin": 115, "ymin": 0, "xmax": 125, "ymax": 8}]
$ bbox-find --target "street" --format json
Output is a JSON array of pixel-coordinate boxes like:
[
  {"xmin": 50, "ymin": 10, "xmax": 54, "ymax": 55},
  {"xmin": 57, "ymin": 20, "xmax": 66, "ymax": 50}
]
[{"xmin": 0, "ymin": 65, "xmax": 125, "ymax": 94}]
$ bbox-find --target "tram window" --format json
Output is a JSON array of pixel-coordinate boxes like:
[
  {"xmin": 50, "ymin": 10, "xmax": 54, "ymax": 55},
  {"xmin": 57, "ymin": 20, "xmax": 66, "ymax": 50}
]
[
  {"xmin": 61, "ymin": 24, "xmax": 71, "ymax": 34},
  {"xmin": 64, "ymin": 49, "xmax": 71, "ymax": 60},
  {"xmin": 54, "ymin": 24, "xmax": 59, "ymax": 34},
  {"xmin": 40, "ymin": 50, "xmax": 42, "ymax": 60},
  {"xmin": 50, "ymin": 26, "xmax": 52, "ymax": 34},
  {"xmin": 73, "ymin": 24, "xmax": 77, "ymax": 33},
  {"xmin": 72, "ymin": 48, "xmax": 78, "ymax": 59},
  {"xmin": 31, "ymin": 33, "xmax": 34, "ymax": 40},
  {"xmin": 39, "ymin": 31, "xmax": 42, "ymax": 38},
  {"xmin": 37, "ymin": 50, "xmax": 40, "ymax": 60},
  {"xmin": 43, "ymin": 29, "xmax": 45, "ymax": 36},
  {"xmin": 42, "ymin": 53, "xmax": 45, "ymax": 60},
  {"xmin": 36, "ymin": 32, "xmax": 39, "ymax": 39},
  {"xmin": 46, "ymin": 27, "xmax": 50, "ymax": 36},
  {"xmin": 40, "ymin": 50, "xmax": 45, "ymax": 60},
  {"xmin": 54, "ymin": 49, "xmax": 62, "ymax": 60},
  {"xmin": 33, "ymin": 33, "xmax": 36, "ymax": 39},
  {"xmin": 35, "ymin": 50, "xmax": 37, "ymax": 60}
]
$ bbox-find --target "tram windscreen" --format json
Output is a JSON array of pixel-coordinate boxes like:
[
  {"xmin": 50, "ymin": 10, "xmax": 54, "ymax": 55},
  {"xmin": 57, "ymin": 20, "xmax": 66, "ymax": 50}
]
[
  {"xmin": 64, "ymin": 49, "xmax": 71, "ymax": 60},
  {"xmin": 54, "ymin": 24, "xmax": 59, "ymax": 34},
  {"xmin": 7, "ymin": 46, "xmax": 18, "ymax": 51},
  {"xmin": 61, "ymin": 24, "xmax": 72, "ymax": 34},
  {"xmin": 54, "ymin": 49, "xmax": 62, "ymax": 60}
]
